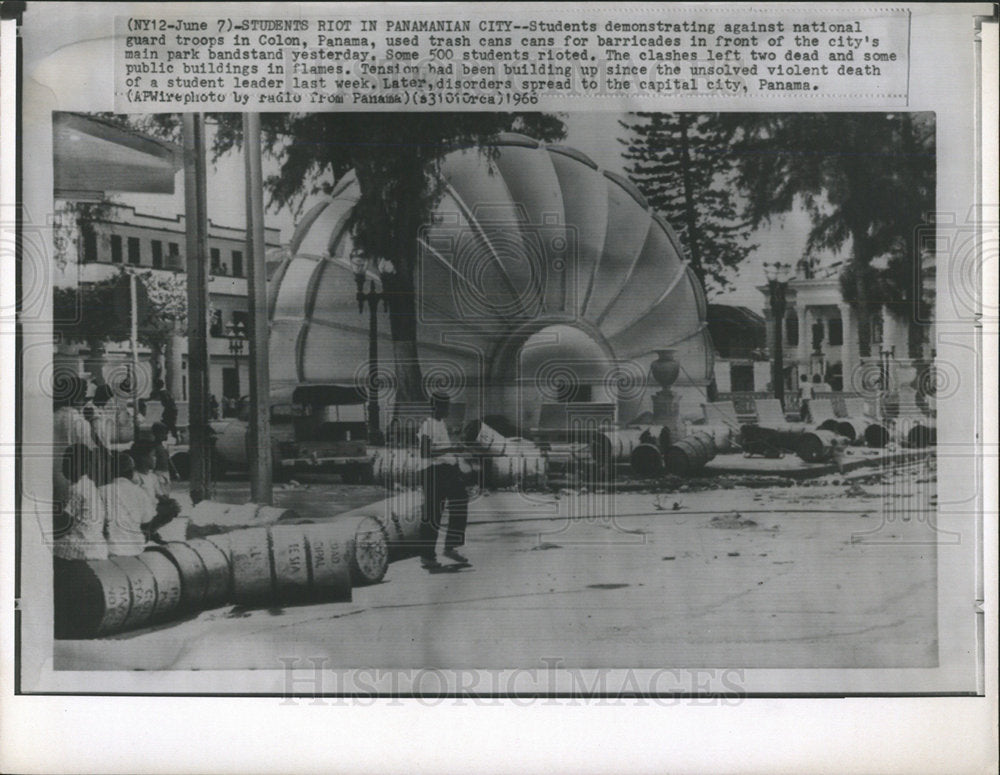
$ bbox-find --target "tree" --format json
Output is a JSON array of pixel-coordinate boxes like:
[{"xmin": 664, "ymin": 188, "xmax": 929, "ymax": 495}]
[
  {"xmin": 205, "ymin": 112, "xmax": 566, "ymax": 404},
  {"xmin": 726, "ymin": 113, "xmax": 935, "ymax": 357},
  {"xmin": 134, "ymin": 269, "xmax": 189, "ymax": 385},
  {"xmin": 618, "ymin": 113, "xmax": 755, "ymax": 293}
]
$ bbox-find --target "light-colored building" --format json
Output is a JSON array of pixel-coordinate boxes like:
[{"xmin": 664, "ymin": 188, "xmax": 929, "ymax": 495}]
[
  {"xmin": 706, "ymin": 304, "xmax": 769, "ymax": 393},
  {"xmin": 760, "ymin": 256, "xmax": 936, "ymax": 407},
  {"xmin": 54, "ymin": 204, "xmax": 280, "ymax": 408}
]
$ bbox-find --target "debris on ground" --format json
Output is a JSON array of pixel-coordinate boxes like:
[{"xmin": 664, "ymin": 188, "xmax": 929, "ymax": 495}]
[
  {"xmin": 709, "ymin": 512, "xmax": 759, "ymax": 530},
  {"xmin": 844, "ymin": 482, "xmax": 877, "ymax": 498}
]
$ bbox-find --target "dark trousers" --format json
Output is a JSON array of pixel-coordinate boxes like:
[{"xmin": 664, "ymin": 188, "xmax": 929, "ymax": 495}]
[{"xmin": 420, "ymin": 463, "xmax": 469, "ymax": 559}]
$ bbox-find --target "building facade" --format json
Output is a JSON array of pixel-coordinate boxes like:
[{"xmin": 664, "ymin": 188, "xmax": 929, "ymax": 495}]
[
  {"xmin": 55, "ymin": 204, "xmax": 281, "ymax": 411},
  {"xmin": 706, "ymin": 304, "xmax": 769, "ymax": 393},
  {"xmin": 760, "ymin": 257, "xmax": 936, "ymax": 408}
]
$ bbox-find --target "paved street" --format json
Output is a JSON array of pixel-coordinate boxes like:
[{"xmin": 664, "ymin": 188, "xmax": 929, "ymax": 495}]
[{"xmin": 57, "ymin": 462, "xmax": 938, "ymax": 673}]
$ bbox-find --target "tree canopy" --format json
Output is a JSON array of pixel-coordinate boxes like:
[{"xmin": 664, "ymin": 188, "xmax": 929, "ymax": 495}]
[
  {"xmin": 724, "ymin": 112, "xmax": 935, "ymax": 356},
  {"xmin": 618, "ymin": 112, "xmax": 755, "ymax": 294}
]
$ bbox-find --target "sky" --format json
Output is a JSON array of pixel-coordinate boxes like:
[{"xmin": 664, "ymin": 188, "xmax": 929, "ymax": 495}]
[{"xmin": 120, "ymin": 112, "xmax": 836, "ymax": 314}]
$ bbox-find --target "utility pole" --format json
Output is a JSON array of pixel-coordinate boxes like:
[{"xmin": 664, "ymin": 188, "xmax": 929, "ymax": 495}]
[
  {"xmin": 183, "ymin": 114, "xmax": 213, "ymax": 498},
  {"xmin": 129, "ymin": 271, "xmax": 140, "ymax": 441},
  {"xmin": 351, "ymin": 248, "xmax": 385, "ymax": 446},
  {"xmin": 764, "ymin": 262, "xmax": 793, "ymax": 408},
  {"xmin": 243, "ymin": 112, "xmax": 273, "ymax": 504}
]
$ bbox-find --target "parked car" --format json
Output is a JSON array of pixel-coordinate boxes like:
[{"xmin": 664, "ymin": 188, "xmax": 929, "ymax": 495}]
[{"xmin": 209, "ymin": 384, "xmax": 373, "ymax": 482}]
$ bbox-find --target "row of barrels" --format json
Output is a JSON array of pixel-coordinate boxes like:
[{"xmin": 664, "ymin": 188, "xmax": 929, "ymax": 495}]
[
  {"xmin": 372, "ymin": 421, "xmax": 740, "ymax": 486},
  {"xmin": 775, "ymin": 416, "xmax": 933, "ymax": 451},
  {"xmin": 740, "ymin": 424, "xmax": 851, "ymax": 463},
  {"xmin": 55, "ymin": 510, "xmax": 390, "ymax": 639},
  {"xmin": 815, "ymin": 418, "xmax": 891, "ymax": 448},
  {"xmin": 481, "ymin": 422, "xmax": 730, "ymax": 481},
  {"xmin": 798, "ymin": 423, "xmax": 937, "ymax": 460},
  {"xmin": 742, "ymin": 418, "xmax": 935, "ymax": 461}
]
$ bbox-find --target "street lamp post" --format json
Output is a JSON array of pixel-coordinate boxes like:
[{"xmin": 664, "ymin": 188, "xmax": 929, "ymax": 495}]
[
  {"xmin": 763, "ymin": 261, "xmax": 794, "ymax": 408},
  {"xmin": 351, "ymin": 248, "xmax": 386, "ymax": 446},
  {"xmin": 225, "ymin": 320, "xmax": 246, "ymax": 409}
]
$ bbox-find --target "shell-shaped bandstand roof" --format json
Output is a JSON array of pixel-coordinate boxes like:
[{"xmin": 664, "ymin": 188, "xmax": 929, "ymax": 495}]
[{"xmin": 267, "ymin": 133, "xmax": 712, "ymax": 409}]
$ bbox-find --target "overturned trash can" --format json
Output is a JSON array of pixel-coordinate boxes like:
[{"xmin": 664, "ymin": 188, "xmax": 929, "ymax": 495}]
[
  {"xmin": 664, "ymin": 431, "xmax": 717, "ymax": 476},
  {"xmin": 796, "ymin": 430, "xmax": 850, "ymax": 463}
]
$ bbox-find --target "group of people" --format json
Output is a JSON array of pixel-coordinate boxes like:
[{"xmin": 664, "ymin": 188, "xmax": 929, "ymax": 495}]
[{"xmin": 51, "ymin": 375, "xmax": 179, "ymax": 564}]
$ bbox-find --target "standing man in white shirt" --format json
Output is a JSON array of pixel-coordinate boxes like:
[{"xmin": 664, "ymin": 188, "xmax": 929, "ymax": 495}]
[
  {"xmin": 418, "ymin": 394, "xmax": 471, "ymax": 571},
  {"xmin": 799, "ymin": 373, "xmax": 815, "ymax": 421}
]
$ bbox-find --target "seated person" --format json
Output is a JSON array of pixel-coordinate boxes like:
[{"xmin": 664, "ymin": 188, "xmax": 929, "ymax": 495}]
[
  {"xmin": 150, "ymin": 422, "xmax": 174, "ymax": 492},
  {"xmin": 131, "ymin": 441, "xmax": 168, "ymax": 501},
  {"xmin": 101, "ymin": 452, "xmax": 155, "ymax": 557},
  {"xmin": 130, "ymin": 441, "xmax": 181, "ymax": 542},
  {"xmin": 52, "ymin": 444, "xmax": 107, "ymax": 562},
  {"xmin": 90, "ymin": 383, "xmax": 134, "ymax": 453}
]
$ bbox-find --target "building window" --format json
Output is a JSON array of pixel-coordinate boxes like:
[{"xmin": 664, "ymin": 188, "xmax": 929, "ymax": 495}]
[
  {"xmin": 110, "ymin": 234, "xmax": 123, "ymax": 264},
  {"xmin": 151, "ymin": 240, "xmax": 163, "ymax": 269},
  {"xmin": 785, "ymin": 314, "xmax": 798, "ymax": 347},
  {"xmin": 231, "ymin": 310, "xmax": 249, "ymax": 334},
  {"xmin": 127, "ymin": 236, "xmax": 141, "ymax": 265},
  {"xmin": 232, "ymin": 250, "xmax": 243, "ymax": 278},
  {"xmin": 82, "ymin": 228, "xmax": 98, "ymax": 263},
  {"xmin": 828, "ymin": 318, "xmax": 843, "ymax": 346},
  {"xmin": 210, "ymin": 309, "xmax": 224, "ymax": 338},
  {"xmin": 168, "ymin": 242, "xmax": 180, "ymax": 269},
  {"xmin": 729, "ymin": 363, "xmax": 754, "ymax": 392},
  {"xmin": 210, "ymin": 247, "xmax": 221, "ymax": 273}
]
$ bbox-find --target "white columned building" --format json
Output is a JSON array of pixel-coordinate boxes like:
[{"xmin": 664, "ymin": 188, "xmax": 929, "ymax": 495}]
[{"xmin": 760, "ymin": 268, "xmax": 924, "ymax": 397}]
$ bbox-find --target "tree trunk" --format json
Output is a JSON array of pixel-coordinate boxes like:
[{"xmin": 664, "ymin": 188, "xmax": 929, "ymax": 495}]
[
  {"xmin": 849, "ymin": 226, "xmax": 874, "ymax": 358},
  {"xmin": 165, "ymin": 324, "xmax": 185, "ymax": 399},
  {"xmin": 855, "ymin": 289, "xmax": 872, "ymax": 358},
  {"xmin": 384, "ymin": 265, "xmax": 424, "ymax": 407},
  {"xmin": 352, "ymin": 155, "xmax": 429, "ymax": 411},
  {"xmin": 391, "ymin": 337, "xmax": 424, "ymax": 406},
  {"xmin": 677, "ymin": 115, "xmax": 705, "ymax": 282},
  {"xmin": 84, "ymin": 338, "xmax": 107, "ymax": 387},
  {"xmin": 149, "ymin": 339, "xmax": 163, "ymax": 388}
]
